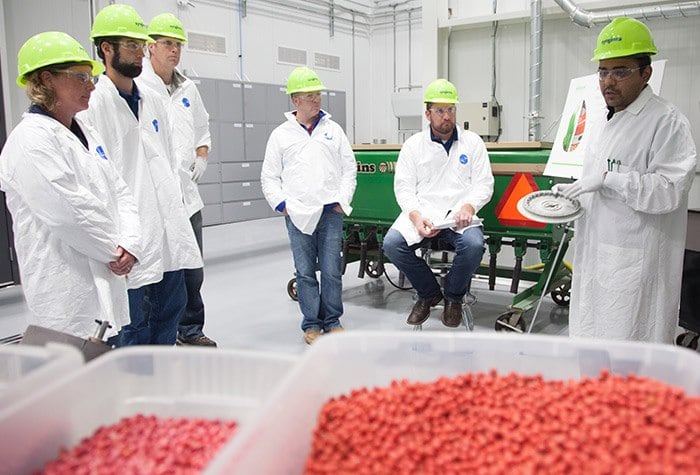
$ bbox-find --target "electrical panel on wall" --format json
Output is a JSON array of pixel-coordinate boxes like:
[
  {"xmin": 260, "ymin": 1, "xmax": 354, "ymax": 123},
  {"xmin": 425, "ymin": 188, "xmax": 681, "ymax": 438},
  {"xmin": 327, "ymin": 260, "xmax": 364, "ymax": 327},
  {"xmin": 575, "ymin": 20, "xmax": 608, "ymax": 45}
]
[{"xmin": 457, "ymin": 100, "xmax": 501, "ymax": 141}]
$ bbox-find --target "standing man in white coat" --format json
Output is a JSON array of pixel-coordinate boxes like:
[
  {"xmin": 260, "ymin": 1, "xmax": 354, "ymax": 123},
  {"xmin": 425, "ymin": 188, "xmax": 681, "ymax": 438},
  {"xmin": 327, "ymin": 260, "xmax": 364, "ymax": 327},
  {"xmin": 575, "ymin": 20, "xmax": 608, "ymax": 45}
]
[
  {"xmin": 80, "ymin": 4, "xmax": 202, "ymax": 346},
  {"xmin": 0, "ymin": 31, "xmax": 141, "ymax": 339},
  {"xmin": 382, "ymin": 79, "xmax": 494, "ymax": 328},
  {"xmin": 261, "ymin": 67, "xmax": 356, "ymax": 345},
  {"xmin": 554, "ymin": 17, "xmax": 697, "ymax": 343},
  {"xmin": 139, "ymin": 13, "xmax": 216, "ymax": 347}
]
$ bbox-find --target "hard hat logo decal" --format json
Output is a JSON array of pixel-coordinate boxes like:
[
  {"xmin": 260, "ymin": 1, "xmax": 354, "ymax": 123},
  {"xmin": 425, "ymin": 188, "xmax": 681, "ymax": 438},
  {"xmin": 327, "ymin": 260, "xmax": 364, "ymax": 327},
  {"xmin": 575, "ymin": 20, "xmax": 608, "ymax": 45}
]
[
  {"xmin": 182, "ymin": 97, "xmax": 190, "ymax": 107},
  {"xmin": 460, "ymin": 154, "xmax": 469, "ymax": 164},
  {"xmin": 152, "ymin": 119, "xmax": 159, "ymax": 132},
  {"xmin": 96, "ymin": 145, "xmax": 108, "ymax": 160},
  {"xmin": 601, "ymin": 35, "xmax": 622, "ymax": 46}
]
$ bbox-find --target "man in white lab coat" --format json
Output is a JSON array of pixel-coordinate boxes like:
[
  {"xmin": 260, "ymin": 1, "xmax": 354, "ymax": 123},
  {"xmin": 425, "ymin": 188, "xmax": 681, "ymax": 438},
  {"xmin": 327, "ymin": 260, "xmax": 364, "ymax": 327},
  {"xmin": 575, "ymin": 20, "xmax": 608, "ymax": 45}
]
[
  {"xmin": 382, "ymin": 79, "xmax": 494, "ymax": 328},
  {"xmin": 138, "ymin": 13, "xmax": 216, "ymax": 347},
  {"xmin": 261, "ymin": 67, "xmax": 356, "ymax": 345},
  {"xmin": 0, "ymin": 31, "xmax": 141, "ymax": 340},
  {"xmin": 554, "ymin": 17, "xmax": 697, "ymax": 343},
  {"xmin": 79, "ymin": 4, "xmax": 202, "ymax": 346}
]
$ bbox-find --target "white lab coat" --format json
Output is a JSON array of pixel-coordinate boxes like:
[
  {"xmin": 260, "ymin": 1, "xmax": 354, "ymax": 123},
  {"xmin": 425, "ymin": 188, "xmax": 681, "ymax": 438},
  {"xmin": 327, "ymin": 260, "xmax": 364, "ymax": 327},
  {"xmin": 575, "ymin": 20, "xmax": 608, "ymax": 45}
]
[
  {"xmin": 570, "ymin": 86, "xmax": 697, "ymax": 343},
  {"xmin": 0, "ymin": 112, "xmax": 142, "ymax": 338},
  {"xmin": 138, "ymin": 60, "xmax": 210, "ymax": 217},
  {"xmin": 391, "ymin": 126, "xmax": 494, "ymax": 245},
  {"xmin": 78, "ymin": 75, "xmax": 202, "ymax": 289},
  {"xmin": 261, "ymin": 111, "xmax": 356, "ymax": 234}
]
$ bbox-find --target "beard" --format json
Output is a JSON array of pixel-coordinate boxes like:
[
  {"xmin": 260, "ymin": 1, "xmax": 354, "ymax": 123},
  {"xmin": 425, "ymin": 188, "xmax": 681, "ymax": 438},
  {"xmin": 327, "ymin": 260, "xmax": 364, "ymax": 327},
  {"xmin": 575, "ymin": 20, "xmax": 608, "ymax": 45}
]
[
  {"xmin": 110, "ymin": 48, "xmax": 143, "ymax": 78},
  {"xmin": 432, "ymin": 120, "xmax": 454, "ymax": 136}
]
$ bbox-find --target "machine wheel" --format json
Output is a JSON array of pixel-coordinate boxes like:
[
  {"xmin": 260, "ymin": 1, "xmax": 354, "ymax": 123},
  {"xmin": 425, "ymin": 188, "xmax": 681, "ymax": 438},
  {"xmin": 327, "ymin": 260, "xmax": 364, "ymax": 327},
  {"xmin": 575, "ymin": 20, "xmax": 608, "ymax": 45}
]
[
  {"xmin": 287, "ymin": 278, "xmax": 298, "ymax": 301},
  {"xmin": 675, "ymin": 332, "xmax": 699, "ymax": 350},
  {"xmin": 495, "ymin": 311, "xmax": 526, "ymax": 333},
  {"xmin": 365, "ymin": 260, "xmax": 383, "ymax": 278},
  {"xmin": 550, "ymin": 281, "xmax": 571, "ymax": 307}
]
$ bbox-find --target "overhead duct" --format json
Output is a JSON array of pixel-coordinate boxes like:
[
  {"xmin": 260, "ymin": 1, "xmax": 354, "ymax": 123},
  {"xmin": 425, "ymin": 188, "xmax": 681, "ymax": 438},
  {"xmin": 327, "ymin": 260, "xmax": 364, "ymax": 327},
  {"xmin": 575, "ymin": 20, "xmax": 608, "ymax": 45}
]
[{"xmin": 552, "ymin": 0, "xmax": 700, "ymax": 27}]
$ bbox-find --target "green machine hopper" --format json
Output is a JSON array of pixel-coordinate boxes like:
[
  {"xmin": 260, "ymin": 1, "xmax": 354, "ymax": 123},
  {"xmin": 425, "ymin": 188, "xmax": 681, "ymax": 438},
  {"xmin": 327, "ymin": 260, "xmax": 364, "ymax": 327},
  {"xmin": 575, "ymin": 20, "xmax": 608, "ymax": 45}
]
[{"xmin": 342, "ymin": 142, "xmax": 573, "ymax": 332}]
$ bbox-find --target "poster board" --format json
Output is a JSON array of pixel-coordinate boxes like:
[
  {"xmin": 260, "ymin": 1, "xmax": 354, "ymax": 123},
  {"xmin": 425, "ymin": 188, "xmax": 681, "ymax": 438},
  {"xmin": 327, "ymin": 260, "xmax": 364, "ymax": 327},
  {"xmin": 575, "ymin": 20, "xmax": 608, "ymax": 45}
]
[{"xmin": 544, "ymin": 60, "xmax": 666, "ymax": 179}]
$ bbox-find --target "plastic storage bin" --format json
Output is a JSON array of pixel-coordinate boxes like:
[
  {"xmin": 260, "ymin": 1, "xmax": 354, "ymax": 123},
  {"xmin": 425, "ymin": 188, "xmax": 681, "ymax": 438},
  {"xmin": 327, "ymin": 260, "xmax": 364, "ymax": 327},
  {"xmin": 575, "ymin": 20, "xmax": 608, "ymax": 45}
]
[
  {"xmin": 206, "ymin": 331, "xmax": 700, "ymax": 474},
  {"xmin": 0, "ymin": 346, "xmax": 299, "ymax": 475},
  {"xmin": 0, "ymin": 343, "xmax": 83, "ymax": 414}
]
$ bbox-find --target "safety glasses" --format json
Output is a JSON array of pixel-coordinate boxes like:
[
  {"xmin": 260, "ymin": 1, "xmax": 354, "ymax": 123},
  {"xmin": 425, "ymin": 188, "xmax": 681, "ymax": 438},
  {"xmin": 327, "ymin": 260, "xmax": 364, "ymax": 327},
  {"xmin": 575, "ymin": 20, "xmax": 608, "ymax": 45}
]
[
  {"xmin": 597, "ymin": 67, "xmax": 642, "ymax": 81},
  {"xmin": 52, "ymin": 70, "xmax": 97, "ymax": 85}
]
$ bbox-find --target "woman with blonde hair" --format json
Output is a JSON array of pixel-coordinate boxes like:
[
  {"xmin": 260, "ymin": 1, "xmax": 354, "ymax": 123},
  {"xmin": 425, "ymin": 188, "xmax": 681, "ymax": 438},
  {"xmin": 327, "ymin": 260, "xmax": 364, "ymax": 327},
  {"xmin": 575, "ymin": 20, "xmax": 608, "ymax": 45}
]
[{"xmin": 0, "ymin": 31, "xmax": 142, "ymax": 339}]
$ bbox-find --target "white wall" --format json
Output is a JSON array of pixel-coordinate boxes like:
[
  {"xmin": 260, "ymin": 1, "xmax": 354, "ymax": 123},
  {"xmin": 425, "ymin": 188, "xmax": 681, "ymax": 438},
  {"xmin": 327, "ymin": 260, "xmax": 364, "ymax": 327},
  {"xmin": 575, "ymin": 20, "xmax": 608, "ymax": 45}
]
[
  {"xmin": 368, "ymin": 15, "xmax": 423, "ymax": 144},
  {"xmin": 0, "ymin": 0, "xmax": 387, "ymax": 145},
  {"xmin": 441, "ymin": 0, "xmax": 700, "ymax": 208}
]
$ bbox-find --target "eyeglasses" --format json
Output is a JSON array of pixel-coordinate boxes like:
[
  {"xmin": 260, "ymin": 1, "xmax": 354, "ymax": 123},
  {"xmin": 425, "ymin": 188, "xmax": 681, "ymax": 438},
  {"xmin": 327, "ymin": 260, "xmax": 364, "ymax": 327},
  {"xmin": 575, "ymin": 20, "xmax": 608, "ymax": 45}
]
[
  {"xmin": 52, "ymin": 70, "xmax": 97, "ymax": 85},
  {"xmin": 597, "ymin": 67, "xmax": 642, "ymax": 81},
  {"xmin": 117, "ymin": 40, "xmax": 147, "ymax": 52},
  {"xmin": 156, "ymin": 39, "xmax": 183, "ymax": 50},
  {"xmin": 429, "ymin": 106, "xmax": 456, "ymax": 117},
  {"xmin": 297, "ymin": 92, "xmax": 321, "ymax": 102}
]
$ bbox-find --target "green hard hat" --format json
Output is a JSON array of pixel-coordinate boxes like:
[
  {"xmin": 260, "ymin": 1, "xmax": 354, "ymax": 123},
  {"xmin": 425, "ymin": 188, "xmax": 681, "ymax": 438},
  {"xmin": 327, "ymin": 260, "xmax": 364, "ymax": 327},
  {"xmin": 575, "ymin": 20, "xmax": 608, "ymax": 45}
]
[
  {"xmin": 90, "ymin": 4, "xmax": 150, "ymax": 42},
  {"xmin": 16, "ymin": 31, "xmax": 105, "ymax": 87},
  {"xmin": 591, "ymin": 17, "xmax": 657, "ymax": 61},
  {"xmin": 423, "ymin": 78, "xmax": 459, "ymax": 104},
  {"xmin": 148, "ymin": 13, "xmax": 187, "ymax": 43},
  {"xmin": 286, "ymin": 67, "xmax": 325, "ymax": 95}
]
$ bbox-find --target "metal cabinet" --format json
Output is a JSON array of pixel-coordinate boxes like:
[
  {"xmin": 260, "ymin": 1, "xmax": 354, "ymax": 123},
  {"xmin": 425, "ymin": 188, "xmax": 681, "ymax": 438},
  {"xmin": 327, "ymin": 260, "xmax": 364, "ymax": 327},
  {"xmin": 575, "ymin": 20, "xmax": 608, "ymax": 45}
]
[{"xmin": 197, "ymin": 77, "xmax": 347, "ymax": 227}]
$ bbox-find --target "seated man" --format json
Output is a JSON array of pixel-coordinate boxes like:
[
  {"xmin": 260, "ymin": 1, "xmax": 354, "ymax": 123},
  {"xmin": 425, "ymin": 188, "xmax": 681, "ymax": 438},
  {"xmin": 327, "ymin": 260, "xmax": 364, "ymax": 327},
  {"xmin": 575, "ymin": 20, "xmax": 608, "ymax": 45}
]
[{"xmin": 382, "ymin": 79, "xmax": 494, "ymax": 327}]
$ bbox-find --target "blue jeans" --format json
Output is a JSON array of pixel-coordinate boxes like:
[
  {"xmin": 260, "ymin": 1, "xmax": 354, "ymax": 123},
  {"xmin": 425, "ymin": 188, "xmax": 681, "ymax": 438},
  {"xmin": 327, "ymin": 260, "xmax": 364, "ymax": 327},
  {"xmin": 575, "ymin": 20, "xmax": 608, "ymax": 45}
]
[
  {"xmin": 179, "ymin": 211, "xmax": 206, "ymax": 340},
  {"xmin": 285, "ymin": 208, "xmax": 344, "ymax": 332},
  {"xmin": 112, "ymin": 270, "xmax": 187, "ymax": 347},
  {"xmin": 383, "ymin": 227, "xmax": 485, "ymax": 303}
]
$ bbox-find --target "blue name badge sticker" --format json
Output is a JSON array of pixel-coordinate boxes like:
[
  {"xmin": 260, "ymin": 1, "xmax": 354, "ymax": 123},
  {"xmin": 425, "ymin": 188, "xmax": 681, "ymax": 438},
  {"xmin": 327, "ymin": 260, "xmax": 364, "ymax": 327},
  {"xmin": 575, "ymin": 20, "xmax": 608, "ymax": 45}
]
[
  {"xmin": 459, "ymin": 154, "xmax": 469, "ymax": 165},
  {"xmin": 95, "ymin": 145, "xmax": 108, "ymax": 160},
  {"xmin": 182, "ymin": 97, "xmax": 190, "ymax": 108},
  {"xmin": 152, "ymin": 119, "xmax": 159, "ymax": 132}
]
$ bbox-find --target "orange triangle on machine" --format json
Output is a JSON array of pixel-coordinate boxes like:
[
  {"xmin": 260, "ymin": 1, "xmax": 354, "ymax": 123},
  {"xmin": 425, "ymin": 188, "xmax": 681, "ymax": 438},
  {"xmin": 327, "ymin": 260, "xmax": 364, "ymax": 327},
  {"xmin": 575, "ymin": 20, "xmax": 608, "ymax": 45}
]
[{"xmin": 494, "ymin": 172, "xmax": 546, "ymax": 228}]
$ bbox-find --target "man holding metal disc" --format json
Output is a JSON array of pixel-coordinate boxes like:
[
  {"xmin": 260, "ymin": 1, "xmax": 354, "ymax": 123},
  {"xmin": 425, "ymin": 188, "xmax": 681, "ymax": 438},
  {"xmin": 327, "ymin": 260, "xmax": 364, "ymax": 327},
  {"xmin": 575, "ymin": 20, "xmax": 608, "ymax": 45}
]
[{"xmin": 553, "ymin": 17, "xmax": 697, "ymax": 343}]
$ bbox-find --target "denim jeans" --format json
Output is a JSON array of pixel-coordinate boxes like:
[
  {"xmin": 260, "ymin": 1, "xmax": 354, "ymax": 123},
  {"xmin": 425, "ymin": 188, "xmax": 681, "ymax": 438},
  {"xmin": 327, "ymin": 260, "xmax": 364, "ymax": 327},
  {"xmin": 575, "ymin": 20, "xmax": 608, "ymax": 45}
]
[
  {"xmin": 285, "ymin": 208, "xmax": 344, "ymax": 332},
  {"xmin": 112, "ymin": 270, "xmax": 187, "ymax": 347},
  {"xmin": 178, "ymin": 211, "xmax": 206, "ymax": 340},
  {"xmin": 383, "ymin": 227, "xmax": 485, "ymax": 303}
]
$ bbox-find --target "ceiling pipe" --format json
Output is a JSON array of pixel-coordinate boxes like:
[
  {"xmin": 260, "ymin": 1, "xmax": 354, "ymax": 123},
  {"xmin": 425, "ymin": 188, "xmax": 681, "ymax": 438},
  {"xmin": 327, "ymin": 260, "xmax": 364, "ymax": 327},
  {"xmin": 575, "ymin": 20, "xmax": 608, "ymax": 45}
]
[
  {"xmin": 552, "ymin": 0, "xmax": 700, "ymax": 27},
  {"xmin": 529, "ymin": 0, "xmax": 543, "ymax": 141}
]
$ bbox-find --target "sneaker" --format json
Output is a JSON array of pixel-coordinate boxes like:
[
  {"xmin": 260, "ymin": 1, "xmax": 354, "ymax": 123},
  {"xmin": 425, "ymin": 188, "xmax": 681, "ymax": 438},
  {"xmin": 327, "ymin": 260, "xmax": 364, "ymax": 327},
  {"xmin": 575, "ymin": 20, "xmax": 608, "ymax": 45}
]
[
  {"xmin": 304, "ymin": 329, "xmax": 322, "ymax": 345},
  {"xmin": 176, "ymin": 335, "xmax": 218, "ymax": 347}
]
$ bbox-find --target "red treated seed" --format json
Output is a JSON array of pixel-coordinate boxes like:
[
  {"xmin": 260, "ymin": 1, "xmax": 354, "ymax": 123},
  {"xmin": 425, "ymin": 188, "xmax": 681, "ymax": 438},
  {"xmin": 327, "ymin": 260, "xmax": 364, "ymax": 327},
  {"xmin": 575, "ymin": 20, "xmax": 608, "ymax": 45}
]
[
  {"xmin": 37, "ymin": 416, "xmax": 237, "ymax": 474},
  {"xmin": 302, "ymin": 371, "xmax": 700, "ymax": 474}
]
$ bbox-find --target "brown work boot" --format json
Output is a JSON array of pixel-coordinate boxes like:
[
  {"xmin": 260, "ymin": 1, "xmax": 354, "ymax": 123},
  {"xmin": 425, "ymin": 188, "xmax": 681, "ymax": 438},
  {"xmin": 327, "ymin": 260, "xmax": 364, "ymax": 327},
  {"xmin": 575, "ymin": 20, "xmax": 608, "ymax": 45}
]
[
  {"xmin": 176, "ymin": 335, "xmax": 218, "ymax": 347},
  {"xmin": 325, "ymin": 326, "xmax": 344, "ymax": 334},
  {"xmin": 407, "ymin": 293, "xmax": 443, "ymax": 325},
  {"xmin": 441, "ymin": 300, "xmax": 464, "ymax": 328},
  {"xmin": 303, "ymin": 329, "xmax": 322, "ymax": 345}
]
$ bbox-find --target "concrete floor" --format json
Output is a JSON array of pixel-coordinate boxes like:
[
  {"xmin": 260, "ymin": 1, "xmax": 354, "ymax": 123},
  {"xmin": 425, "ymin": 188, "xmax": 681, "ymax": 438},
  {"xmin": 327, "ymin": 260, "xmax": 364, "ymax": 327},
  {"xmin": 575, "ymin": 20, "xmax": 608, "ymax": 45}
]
[{"xmin": 0, "ymin": 217, "xmax": 570, "ymax": 354}]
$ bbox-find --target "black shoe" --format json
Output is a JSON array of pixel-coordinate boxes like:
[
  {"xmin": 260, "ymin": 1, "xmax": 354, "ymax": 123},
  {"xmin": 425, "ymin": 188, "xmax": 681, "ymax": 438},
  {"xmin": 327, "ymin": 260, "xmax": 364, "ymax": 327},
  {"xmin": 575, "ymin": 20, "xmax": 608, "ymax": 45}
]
[
  {"xmin": 176, "ymin": 335, "xmax": 218, "ymax": 347},
  {"xmin": 407, "ymin": 293, "xmax": 443, "ymax": 325},
  {"xmin": 441, "ymin": 300, "xmax": 464, "ymax": 328}
]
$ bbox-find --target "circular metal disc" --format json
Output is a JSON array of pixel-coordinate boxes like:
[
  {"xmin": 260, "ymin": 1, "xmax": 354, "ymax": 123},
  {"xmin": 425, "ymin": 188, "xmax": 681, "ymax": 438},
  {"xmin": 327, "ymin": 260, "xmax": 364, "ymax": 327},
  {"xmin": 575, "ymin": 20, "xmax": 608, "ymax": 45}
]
[{"xmin": 516, "ymin": 190, "xmax": 584, "ymax": 224}]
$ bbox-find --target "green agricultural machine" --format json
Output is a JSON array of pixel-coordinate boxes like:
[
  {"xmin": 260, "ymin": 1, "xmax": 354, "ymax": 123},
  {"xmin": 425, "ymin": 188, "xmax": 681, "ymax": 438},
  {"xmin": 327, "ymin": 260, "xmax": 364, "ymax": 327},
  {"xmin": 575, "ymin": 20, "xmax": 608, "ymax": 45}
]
[{"xmin": 287, "ymin": 143, "xmax": 573, "ymax": 332}]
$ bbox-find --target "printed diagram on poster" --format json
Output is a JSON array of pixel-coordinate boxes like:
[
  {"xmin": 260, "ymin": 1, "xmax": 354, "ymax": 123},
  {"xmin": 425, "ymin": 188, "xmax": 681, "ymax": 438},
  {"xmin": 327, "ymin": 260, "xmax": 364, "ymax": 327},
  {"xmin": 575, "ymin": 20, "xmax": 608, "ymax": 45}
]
[{"xmin": 544, "ymin": 60, "xmax": 666, "ymax": 179}]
